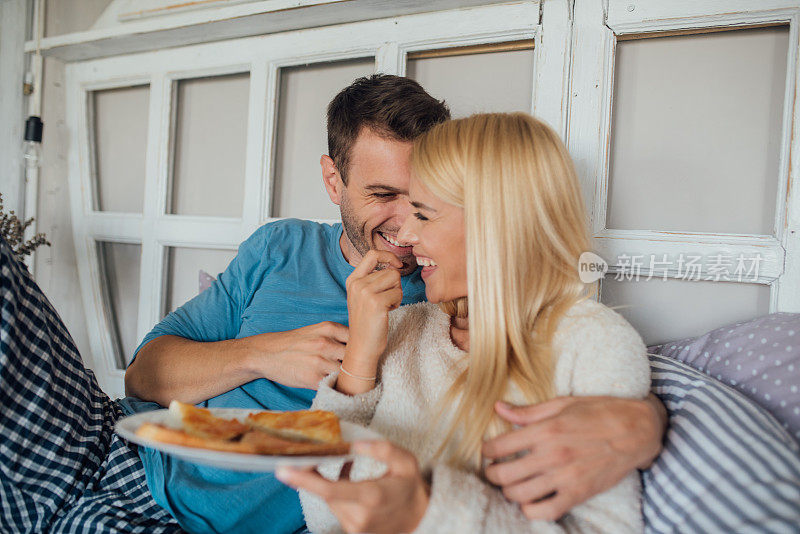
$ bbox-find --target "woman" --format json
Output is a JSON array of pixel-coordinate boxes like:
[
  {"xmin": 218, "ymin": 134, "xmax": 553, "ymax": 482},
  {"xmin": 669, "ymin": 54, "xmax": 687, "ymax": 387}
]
[{"xmin": 277, "ymin": 113, "xmax": 650, "ymax": 533}]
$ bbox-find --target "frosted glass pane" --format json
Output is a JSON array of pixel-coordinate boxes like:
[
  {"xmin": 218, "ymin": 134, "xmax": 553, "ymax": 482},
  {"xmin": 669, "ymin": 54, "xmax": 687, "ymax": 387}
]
[
  {"xmin": 607, "ymin": 27, "xmax": 788, "ymax": 235},
  {"xmin": 170, "ymin": 73, "xmax": 249, "ymax": 217},
  {"xmin": 600, "ymin": 277, "xmax": 770, "ymax": 346},
  {"xmin": 98, "ymin": 241, "xmax": 141, "ymax": 368},
  {"xmin": 272, "ymin": 58, "xmax": 374, "ymax": 220},
  {"xmin": 164, "ymin": 247, "xmax": 237, "ymax": 313},
  {"xmin": 93, "ymin": 85, "xmax": 148, "ymax": 213},
  {"xmin": 407, "ymin": 48, "xmax": 534, "ymax": 118}
]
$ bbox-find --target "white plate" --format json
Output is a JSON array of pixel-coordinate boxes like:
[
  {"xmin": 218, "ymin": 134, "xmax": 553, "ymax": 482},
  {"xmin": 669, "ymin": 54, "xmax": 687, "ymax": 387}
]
[{"xmin": 115, "ymin": 407, "xmax": 382, "ymax": 472}]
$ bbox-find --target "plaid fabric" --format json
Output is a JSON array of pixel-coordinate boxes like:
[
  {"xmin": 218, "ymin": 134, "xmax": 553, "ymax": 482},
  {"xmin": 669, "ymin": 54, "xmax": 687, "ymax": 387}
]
[{"xmin": 0, "ymin": 238, "xmax": 181, "ymax": 534}]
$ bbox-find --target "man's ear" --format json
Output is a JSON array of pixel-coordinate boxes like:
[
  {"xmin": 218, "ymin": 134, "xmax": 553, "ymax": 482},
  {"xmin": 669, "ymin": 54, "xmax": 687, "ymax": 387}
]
[{"xmin": 321, "ymin": 155, "xmax": 344, "ymax": 206}]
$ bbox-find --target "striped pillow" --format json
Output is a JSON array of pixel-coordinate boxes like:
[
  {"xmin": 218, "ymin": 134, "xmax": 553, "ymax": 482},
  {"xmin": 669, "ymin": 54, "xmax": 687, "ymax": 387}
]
[{"xmin": 644, "ymin": 354, "xmax": 800, "ymax": 533}]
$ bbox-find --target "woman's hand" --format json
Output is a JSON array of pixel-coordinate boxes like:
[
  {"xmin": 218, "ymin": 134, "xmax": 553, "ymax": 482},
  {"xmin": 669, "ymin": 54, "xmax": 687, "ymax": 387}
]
[
  {"xmin": 276, "ymin": 441, "xmax": 430, "ymax": 534},
  {"xmin": 340, "ymin": 250, "xmax": 403, "ymax": 393}
]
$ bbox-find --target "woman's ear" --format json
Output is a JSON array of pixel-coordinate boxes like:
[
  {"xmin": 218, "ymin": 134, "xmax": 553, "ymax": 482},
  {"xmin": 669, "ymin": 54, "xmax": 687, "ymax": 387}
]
[{"xmin": 321, "ymin": 155, "xmax": 344, "ymax": 205}]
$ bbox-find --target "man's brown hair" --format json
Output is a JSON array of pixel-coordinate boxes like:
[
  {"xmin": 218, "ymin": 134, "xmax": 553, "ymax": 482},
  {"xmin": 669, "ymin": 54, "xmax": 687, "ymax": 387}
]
[{"xmin": 327, "ymin": 74, "xmax": 450, "ymax": 183}]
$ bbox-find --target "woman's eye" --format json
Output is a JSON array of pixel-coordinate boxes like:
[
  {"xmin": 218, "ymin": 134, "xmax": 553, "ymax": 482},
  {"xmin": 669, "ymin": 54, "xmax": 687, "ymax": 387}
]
[{"xmin": 413, "ymin": 212, "xmax": 428, "ymax": 221}]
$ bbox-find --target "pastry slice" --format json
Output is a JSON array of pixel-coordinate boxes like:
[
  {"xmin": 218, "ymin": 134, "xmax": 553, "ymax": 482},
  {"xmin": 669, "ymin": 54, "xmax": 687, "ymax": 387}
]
[
  {"xmin": 134, "ymin": 401, "xmax": 350, "ymax": 457},
  {"xmin": 169, "ymin": 400, "xmax": 250, "ymax": 440},
  {"xmin": 240, "ymin": 429, "xmax": 350, "ymax": 456},
  {"xmin": 245, "ymin": 410, "xmax": 343, "ymax": 444},
  {"xmin": 136, "ymin": 423, "xmax": 258, "ymax": 454}
]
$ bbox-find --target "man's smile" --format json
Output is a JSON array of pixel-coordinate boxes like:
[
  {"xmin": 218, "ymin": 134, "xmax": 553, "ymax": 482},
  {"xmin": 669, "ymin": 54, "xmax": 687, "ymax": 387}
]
[{"xmin": 377, "ymin": 231, "xmax": 413, "ymax": 255}]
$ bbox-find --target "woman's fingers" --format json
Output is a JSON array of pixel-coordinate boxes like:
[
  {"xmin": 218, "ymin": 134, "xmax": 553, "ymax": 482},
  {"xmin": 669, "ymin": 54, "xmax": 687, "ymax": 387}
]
[
  {"xmin": 520, "ymin": 492, "xmax": 574, "ymax": 522},
  {"xmin": 276, "ymin": 467, "xmax": 333, "ymax": 498},
  {"xmin": 276, "ymin": 467, "xmax": 362, "ymax": 502},
  {"xmin": 349, "ymin": 271, "xmax": 402, "ymax": 311},
  {"xmin": 353, "ymin": 441, "xmax": 418, "ymax": 476},
  {"xmin": 363, "ymin": 268, "xmax": 401, "ymax": 292},
  {"xmin": 349, "ymin": 250, "xmax": 403, "ymax": 281}
]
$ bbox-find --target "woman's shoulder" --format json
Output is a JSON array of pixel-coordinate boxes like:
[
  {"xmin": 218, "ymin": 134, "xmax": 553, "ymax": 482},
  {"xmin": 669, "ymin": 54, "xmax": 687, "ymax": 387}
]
[
  {"xmin": 556, "ymin": 298, "xmax": 641, "ymax": 341},
  {"xmin": 553, "ymin": 299, "xmax": 650, "ymax": 397}
]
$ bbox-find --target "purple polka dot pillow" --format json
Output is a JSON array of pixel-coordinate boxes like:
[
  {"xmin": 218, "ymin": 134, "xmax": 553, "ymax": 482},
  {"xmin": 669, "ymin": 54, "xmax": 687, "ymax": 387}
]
[{"xmin": 649, "ymin": 313, "xmax": 800, "ymax": 441}]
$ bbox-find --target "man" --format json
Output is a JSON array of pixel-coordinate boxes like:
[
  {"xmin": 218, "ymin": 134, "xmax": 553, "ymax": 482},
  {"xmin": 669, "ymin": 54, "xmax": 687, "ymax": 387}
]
[
  {"xmin": 127, "ymin": 74, "xmax": 666, "ymax": 530},
  {"xmin": 124, "ymin": 75, "xmax": 451, "ymax": 532}
]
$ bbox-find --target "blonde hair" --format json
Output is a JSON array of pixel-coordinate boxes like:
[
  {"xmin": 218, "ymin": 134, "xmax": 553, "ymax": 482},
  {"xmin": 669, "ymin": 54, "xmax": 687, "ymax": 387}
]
[{"xmin": 411, "ymin": 113, "xmax": 591, "ymax": 468}]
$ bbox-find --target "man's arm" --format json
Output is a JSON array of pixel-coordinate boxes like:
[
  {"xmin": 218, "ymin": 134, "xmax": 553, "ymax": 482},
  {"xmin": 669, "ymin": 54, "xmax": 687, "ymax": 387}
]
[
  {"xmin": 124, "ymin": 223, "xmax": 351, "ymax": 406},
  {"xmin": 482, "ymin": 394, "xmax": 667, "ymax": 521},
  {"xmin": 125, "ymin": 321, "xmax": 348, "ymax": 406}
]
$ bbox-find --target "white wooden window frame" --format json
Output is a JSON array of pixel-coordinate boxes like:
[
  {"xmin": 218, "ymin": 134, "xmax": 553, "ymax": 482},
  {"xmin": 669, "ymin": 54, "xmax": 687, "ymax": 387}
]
[
  {"xmin": 568, "ymin": 0, "xmax": 800, "ymax": 312},
  {"xmin": 65, "ymin": 2, "xmax": 565, "ymax": 397}
]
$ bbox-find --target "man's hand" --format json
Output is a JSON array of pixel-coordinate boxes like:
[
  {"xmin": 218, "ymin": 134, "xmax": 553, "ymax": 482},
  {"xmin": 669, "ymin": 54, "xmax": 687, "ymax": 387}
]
[
  {"xmin": 126, "ymin": 322, "xmax": 348, "ymax": 406},
  {"xmin": 482, "ymin": 394, "xmax": 666, "ymax": 521},
  {"xmin": 246, "ymin": 321, "xmax": 349, "ymax": 390}
]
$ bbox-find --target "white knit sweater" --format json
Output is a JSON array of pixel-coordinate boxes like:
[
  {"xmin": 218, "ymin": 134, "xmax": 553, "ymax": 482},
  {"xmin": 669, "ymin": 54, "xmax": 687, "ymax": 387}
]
[{"xmin": 300, "ymin": 299, "xmax": 651, "ymax": 533}]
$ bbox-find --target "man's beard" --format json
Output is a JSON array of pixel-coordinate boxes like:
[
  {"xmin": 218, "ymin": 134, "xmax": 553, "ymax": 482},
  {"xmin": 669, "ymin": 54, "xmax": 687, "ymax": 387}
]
[
  {"xmin": 339, "ymin": 191, "xmax": 371, "ymax": 258},
  {"xmin": 339, "ymin": 191, "xmax": 416, "ymax": 275}
]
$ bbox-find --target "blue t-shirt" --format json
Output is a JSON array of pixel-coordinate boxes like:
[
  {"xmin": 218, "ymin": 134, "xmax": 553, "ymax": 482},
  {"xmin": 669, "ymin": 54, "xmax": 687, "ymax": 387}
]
[{"xmin": 124, "ymin": 219, "xmax": 426, "ymax": 533}]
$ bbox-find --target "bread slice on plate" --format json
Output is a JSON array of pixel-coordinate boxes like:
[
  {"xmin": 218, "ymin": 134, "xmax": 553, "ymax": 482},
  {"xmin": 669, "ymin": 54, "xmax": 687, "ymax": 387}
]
[
  {"xmin": 240, "ymin": 428, "xmax": 350, "ymax": 456},
  {"xmin": 134, "ymin": 401, "xmax": 350, "ymax": 457},
  {"xmin": 136, "ymin": 422, "xmax": 257, "ymax": 454},
  {"xmin": 169, "ymin": 400, "xmax": 250, "ymax": 440},
  {"xmin": 245, "ymin": 409, "xmax": 342, "ymax": 444}
]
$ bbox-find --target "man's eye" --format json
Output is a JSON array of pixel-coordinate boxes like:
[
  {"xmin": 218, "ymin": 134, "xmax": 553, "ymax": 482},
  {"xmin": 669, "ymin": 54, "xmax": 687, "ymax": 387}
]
[
  {"xmin": 413, "ymin": 212, "xmax": 428, "ymax": 221},
  {"xmin": 372, "ymin": 193, "xmax": 396, "ymax": 199}
]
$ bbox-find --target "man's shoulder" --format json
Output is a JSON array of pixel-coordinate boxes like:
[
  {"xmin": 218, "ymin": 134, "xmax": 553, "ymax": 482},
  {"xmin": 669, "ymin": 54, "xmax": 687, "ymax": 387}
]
[{"xmin": 244, "ymin": 218, "xmax": 340, "ymax": 252}]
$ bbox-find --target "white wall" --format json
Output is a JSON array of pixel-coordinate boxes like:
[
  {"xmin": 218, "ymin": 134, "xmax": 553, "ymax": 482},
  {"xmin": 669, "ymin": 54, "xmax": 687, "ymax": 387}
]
[
  {"xmin": 272, "ymin": 58, "xmax": 374, "ymax": 220},
  {"xmin": 33, "ymin": 1, "xmax": 113, "ymax": 365},
  {"xmin": 0, "ymin": 0, "xmax": 28, "ymax": 216},
  {"xmin": 28, "ymin": 4, "xmax": 798, "ymax": 379}
]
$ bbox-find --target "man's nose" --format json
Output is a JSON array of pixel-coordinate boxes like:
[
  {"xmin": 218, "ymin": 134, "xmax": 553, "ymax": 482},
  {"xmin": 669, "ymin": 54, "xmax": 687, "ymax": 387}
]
[
  {"xmin": 398, "ymin": 218, "xmax": 417, "ymax": 246},
  {"xmin": 395, "ymin": 197, "xmax": 414, "ymax": 221}
]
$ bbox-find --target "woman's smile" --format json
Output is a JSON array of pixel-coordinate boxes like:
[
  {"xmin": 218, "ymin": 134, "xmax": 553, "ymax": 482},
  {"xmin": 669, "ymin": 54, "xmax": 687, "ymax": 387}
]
[
  {"xmin": 414, "ymin": 254, "xmax": 438, "ymax": 279},
  {"xmin": 397, "ymin": 176, "xmax": 467, "ymax": 303}
]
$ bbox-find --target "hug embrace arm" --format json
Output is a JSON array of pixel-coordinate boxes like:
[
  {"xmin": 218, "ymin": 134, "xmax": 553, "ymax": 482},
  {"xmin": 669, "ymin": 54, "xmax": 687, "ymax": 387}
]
[
  {"xmin": 483, "ymin": 313, "xmax": 666, "ymax": 522},
  {"xmin": 125, "ymin": 225, "xmax": 349, "ymax": 406},
  {"xmin": 483, "ymin": 393, "xmax": 666, "ymax": 521}
]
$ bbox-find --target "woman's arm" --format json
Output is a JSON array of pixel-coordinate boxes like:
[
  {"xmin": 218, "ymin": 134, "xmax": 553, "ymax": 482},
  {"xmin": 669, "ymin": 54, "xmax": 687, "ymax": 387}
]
[
  {"xmin": 311, "ymin": 373, "xmax": 384, "ymax": 428},
  {"xmin": 337, "ymin": 250, "xmax": 404, "ymax": 395},
  {"xmin": 281, "ymin": 441, "xmax": 640, "ymax": 534}
]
